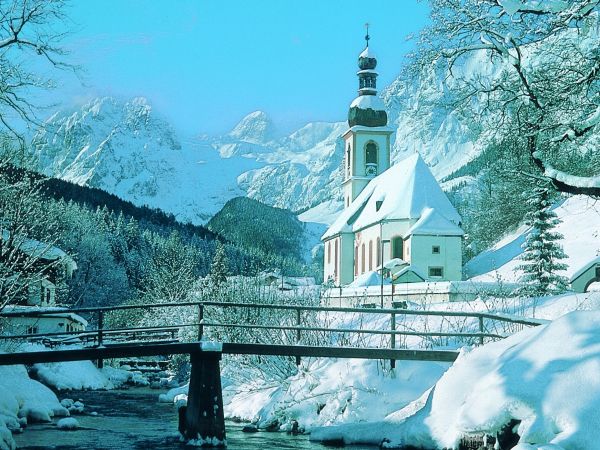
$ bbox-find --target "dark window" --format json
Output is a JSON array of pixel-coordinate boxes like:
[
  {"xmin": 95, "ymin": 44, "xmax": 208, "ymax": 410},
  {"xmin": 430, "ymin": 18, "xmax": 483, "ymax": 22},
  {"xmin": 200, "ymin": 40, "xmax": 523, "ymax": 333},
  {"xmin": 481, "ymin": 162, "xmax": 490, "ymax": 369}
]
[
  {"xmin": 375, "ymin": 200, "xmax": 383, "ymax": 211},
  {"xmin": 26, "ymin": 325, "xmax": 39, "ymax": 335},
  {"xmin": 327, "ymin": 242, "xmax": 331, "ymax": 264},
  {"xmin": 346, "ymin": 145, "xmax": 351, "ymax": 177},
  {"xmin": 354, "ymin": 246, "xmax": 359, "ymax": 276},
  {"xmin": 376, "ymin": 238, "xmax": 381, "ymax": 267},
  {"xmin": 368, "ymin": 241, "xmax": 373, "ymax": 271},
  {"xmin": 392, "ymin": 237, "xmax": 403, "ymax": 259},
  {"xmin": 432, "ymin": 245, "xmax": 440, "ymax": 254},
  {"xmin": 365, "ymin": 142, "xmax": 377, "ymax": 165},
  {"xmin": 428, "ymin": 267, "xmax": 444, "ymax": 278}
]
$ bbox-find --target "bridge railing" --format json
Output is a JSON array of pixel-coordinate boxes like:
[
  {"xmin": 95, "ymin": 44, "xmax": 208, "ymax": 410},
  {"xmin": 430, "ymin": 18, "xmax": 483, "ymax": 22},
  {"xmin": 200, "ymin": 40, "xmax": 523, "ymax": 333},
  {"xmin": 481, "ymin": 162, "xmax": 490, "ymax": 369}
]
[{"xmin": 0, "ymin": 301, "xmax": 544, "ymax": 368}]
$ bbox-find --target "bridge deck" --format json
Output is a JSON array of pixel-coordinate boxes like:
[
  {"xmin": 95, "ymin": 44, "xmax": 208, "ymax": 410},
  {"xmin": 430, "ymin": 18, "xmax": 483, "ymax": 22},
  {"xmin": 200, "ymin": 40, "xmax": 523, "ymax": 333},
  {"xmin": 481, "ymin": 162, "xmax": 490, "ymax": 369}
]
[{"xmin": 0, "ymin": 341, "xmax": 459, "ymax": 366}]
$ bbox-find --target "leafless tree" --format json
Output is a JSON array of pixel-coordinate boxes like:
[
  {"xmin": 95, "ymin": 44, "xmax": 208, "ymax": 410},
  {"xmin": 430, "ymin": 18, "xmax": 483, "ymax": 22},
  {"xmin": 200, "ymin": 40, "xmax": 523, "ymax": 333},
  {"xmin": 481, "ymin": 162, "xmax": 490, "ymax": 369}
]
[
  {"xmin": 0, "ymin": 0, "xmax": 73, "ymax": 138},
  {"xmin": 410, "ymin": 0, "xmax": 600, "ymax": 197},
  {"xmin": 0, "ymin": 1, "xmax": 74, "ymax": 314}
]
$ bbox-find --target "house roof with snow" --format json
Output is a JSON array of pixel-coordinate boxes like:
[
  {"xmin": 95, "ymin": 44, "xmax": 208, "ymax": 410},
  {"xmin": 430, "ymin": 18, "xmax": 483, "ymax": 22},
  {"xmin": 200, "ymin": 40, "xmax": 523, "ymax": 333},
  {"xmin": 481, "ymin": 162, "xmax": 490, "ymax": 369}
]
[
  {"xmin": 570, "ymin": 256, "xmax": 600, "ymax": 283},
  {"xmin": 322, "ymin": 153, "xmax": 462, "ymax": 240},
  {"xmin": 404, "ymin": 207, "xmax": 464, "ymax": 238},
  {"xmin": 392, "ymin": 265, "xmax": 427, "ymax": 284},
  {"xmin": 0, "ymin": 230, "xmax": 77, "ymax": 274}
]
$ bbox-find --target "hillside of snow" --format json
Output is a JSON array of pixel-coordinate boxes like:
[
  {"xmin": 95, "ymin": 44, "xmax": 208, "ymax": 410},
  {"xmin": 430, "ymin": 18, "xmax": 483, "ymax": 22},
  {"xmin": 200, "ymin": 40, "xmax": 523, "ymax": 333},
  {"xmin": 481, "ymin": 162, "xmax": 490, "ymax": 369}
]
[{"xmin": 465, "ymin": 195, "xmax": 600, "ymax": 284}]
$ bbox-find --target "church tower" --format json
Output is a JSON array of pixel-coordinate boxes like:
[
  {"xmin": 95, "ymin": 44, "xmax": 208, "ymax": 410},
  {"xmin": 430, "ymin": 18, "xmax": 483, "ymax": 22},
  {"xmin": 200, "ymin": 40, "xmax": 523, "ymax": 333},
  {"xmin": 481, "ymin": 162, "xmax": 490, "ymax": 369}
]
[{"xmin": 342, "ymin": 27, "xmax": 393, "ymax": 208}]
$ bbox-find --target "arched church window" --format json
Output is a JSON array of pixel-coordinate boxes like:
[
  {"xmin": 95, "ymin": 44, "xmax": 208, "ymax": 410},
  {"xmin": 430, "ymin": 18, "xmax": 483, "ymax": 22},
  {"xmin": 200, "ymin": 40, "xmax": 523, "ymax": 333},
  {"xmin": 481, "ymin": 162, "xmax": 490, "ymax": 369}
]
[
  {"xmin": 354, "ymin": 246, "xmax": 359, "ymax": 276},
  {"xmin": 376, "ymin": 237, "xmax": 381, "ymax": 267},
  {"xmin": 392, "ymin": 237, "xmax": 403, "ymax": 260},
  {"xmin": 334, "ymin": 240, "xmax": 339, "ymax": 278},
  {"xmin": 327, "ymin": 242, "xmax": 331, "ymax": 264},
  {"xmin": 361, "ymin": 243, "xmax": 366, "ymax": 274},
  {"xmin": 365, "ymin": 142, "xmax": 378, "ymax": 177},
  {"xmin": 368, "ymin": 241, "xmax": 373, "ymax": 271}
]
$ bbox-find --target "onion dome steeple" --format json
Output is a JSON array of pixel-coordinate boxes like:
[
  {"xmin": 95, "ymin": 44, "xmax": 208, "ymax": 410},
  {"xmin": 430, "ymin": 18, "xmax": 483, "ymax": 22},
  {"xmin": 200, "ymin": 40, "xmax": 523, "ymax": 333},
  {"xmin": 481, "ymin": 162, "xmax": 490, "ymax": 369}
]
[{"xmin": 348, "ymin": 24, "xmax": 387, "ymax": 128}]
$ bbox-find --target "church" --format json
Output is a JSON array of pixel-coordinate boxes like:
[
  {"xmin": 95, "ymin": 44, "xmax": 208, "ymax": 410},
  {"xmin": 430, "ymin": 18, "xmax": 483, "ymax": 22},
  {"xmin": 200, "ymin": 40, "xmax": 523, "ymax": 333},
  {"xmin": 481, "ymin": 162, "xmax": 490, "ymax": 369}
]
[{"xmin": 322, "ymin": 34, "xmax": 464, "ymax": 286}]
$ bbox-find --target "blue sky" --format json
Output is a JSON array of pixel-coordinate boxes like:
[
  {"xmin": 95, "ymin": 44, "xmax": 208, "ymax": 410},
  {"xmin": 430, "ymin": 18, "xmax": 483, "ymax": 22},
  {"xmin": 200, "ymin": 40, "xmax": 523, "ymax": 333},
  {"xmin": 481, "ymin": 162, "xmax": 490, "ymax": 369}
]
[{"xmin": 49, "ymin": 0, "xmax": 429, "ymax": 135}]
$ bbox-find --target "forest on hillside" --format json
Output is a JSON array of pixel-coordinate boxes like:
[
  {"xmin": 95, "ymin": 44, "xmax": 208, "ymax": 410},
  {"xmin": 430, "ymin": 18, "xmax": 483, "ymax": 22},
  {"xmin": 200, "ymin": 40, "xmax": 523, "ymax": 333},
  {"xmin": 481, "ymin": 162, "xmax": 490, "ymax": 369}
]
[{"xmin": 0, "ymin": 157, "xmax": 317, "ymax": 311}]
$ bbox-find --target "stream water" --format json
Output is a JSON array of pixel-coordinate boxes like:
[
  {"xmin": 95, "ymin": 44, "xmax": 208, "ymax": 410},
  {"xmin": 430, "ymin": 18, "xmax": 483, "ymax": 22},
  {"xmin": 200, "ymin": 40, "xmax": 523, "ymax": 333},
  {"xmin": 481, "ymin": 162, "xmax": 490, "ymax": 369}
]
[{"xmin": 14, "ymin": 388, "xmax": 376, "ymax": 449}]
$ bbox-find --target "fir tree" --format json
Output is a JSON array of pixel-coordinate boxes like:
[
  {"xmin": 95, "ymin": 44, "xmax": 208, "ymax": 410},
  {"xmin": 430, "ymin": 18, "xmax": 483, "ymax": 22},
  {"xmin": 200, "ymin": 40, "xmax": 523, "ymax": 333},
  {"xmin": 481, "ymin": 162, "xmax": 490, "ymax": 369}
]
[
  {"xmin": 208, "ymin": 241, "xmax": 228, "ymax": 288},
  {"xmin": 516, "ymin": 187, "xmax": 569, "ymax": 296}
]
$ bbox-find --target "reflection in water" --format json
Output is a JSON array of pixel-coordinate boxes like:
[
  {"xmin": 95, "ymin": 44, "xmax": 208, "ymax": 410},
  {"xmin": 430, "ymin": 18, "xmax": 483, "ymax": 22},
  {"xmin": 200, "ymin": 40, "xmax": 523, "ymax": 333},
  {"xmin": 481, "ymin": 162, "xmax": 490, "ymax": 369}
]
[{"xmin": 14, "ymin": 388, "xmax": 376, "ymax": 449}]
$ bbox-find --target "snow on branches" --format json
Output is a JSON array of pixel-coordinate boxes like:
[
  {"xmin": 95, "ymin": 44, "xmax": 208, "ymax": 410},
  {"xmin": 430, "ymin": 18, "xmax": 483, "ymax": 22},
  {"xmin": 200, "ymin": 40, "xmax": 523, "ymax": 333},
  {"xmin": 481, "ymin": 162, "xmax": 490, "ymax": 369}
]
[{"xmin": 413, "ymin": 0, "xmax": 600, "ymax": 197}]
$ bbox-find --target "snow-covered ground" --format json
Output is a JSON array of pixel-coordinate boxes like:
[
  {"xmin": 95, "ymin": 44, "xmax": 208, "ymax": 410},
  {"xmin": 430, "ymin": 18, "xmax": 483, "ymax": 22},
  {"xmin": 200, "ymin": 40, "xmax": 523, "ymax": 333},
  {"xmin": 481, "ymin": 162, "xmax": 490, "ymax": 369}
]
[
  {"xmin": 311, "ymin": 308, "xmax": 600, "ymax": 449},
  {"xmin": 161, "ymin": 292, "xmax": 600, "ymax": 449}
]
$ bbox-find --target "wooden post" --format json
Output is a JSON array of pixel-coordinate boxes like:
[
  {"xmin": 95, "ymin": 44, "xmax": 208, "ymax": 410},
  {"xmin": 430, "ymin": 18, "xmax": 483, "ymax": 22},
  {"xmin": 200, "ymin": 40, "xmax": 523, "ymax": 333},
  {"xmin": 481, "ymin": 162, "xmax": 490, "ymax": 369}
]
[
  {"xmin": 295, "ymin": 308, "xmax": 301, "ymax": 366},
  {"xmin": 478, "ymin": 316, "xmax": 484, "ymax": 346},
  {"xmin": 390, "ymin": 312, "xmax": 396, "ymax": 369},
  {"xmin": 97, "ymin": 310, "xmax": 104, "ymax": 369},
  {"xmin": 198, "ymin": 303, "xmax": 204, "ymax": 341},
  {"xmin": 184, "ymin": 350, "xmax": 226, "ymax": 446}
]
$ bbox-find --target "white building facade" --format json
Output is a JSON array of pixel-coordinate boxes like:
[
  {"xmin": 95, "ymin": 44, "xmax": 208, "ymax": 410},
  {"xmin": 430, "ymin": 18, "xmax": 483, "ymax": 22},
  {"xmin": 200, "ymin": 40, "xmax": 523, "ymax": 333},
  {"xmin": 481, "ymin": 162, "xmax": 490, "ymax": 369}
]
[{"xmin": 323, "ymin": 35, "xmax": 464, "ymax": 286}]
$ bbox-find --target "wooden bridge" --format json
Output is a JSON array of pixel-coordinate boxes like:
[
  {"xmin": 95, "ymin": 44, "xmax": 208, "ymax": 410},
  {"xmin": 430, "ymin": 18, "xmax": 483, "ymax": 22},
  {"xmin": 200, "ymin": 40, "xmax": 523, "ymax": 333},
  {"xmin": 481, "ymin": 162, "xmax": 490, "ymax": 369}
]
[{"xmin": 0, "ymin": 301, "xmax": 542, "ymax": 447}]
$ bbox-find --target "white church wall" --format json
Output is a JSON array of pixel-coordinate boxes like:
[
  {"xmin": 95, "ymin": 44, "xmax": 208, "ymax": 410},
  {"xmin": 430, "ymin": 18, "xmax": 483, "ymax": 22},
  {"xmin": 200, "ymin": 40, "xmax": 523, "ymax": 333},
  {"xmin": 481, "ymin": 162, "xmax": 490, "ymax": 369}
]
[
  {"xmin": 410, "ymin": 235, "xmax": 462, "ymax": 281},
  {"xmin": 324, "ymin": 234, "xmax": 355, "ymax": 286},
  {"xmin": 353, "ymin": 221, "xmax": 413, "ymax": 276}
]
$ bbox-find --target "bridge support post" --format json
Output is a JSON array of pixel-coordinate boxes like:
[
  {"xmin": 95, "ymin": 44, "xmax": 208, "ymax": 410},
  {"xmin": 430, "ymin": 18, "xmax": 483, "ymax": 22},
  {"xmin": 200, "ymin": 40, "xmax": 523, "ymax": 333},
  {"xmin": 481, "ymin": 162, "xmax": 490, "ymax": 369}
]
[
  {"xmin": 184, "ymin": 349, "xmax": 226, "ymax": 447},
  {"xmin": 97, "ymin": 310, "xmax": 104, "ymax": 369}
]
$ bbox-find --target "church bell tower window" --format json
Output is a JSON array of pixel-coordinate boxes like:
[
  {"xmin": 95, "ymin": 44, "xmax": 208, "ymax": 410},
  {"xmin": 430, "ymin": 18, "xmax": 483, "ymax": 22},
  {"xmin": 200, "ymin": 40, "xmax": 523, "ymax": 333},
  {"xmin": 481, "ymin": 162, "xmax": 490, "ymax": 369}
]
[
  {"xmin": 365, "ymin": 141, "xmax": 378, "ymax": 177},
  {"xmin": 346, "ymin": 145, "xmax": 351, "ymax": 178}
]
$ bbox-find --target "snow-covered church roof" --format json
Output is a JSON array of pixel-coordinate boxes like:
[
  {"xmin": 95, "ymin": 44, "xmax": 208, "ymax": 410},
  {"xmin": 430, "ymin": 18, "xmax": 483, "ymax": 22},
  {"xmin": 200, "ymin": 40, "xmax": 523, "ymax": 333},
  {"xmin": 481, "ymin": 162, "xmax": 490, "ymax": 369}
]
[
  {"xmin": 404, "ymin": 207, "xmax": 464, "ymax": 238},
  {"xmin": 322, "ymin": 153, "xmax": 462, "ymax": 240}
]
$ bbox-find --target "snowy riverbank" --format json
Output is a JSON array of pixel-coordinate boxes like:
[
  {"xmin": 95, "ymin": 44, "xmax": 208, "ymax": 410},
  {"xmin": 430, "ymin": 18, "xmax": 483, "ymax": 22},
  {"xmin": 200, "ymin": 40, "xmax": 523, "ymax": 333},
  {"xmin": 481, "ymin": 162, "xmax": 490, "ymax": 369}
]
[{"xmin": 0, "ymin": 350, "xmax": 149, "ymax": 450}]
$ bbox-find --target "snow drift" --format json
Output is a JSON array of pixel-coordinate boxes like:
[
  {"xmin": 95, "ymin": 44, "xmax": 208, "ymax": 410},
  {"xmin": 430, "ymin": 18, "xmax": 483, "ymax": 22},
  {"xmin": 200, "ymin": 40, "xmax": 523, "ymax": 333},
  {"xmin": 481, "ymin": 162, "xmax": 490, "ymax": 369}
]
[{"xmin": 311, "ymin": 310, "xmax": 600, "ymax": 449}]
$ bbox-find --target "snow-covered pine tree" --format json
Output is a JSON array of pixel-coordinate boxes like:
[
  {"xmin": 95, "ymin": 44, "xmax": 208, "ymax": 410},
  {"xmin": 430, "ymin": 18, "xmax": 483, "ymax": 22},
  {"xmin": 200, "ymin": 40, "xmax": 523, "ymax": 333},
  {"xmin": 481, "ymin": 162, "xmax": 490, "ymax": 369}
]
[
  {"xmin": 516, "ymin": 187, "xmax": 569, "ymax": 296},
  {"xmin": 208, "ymin": 241, "xmax": 228, "ymax": 288}
]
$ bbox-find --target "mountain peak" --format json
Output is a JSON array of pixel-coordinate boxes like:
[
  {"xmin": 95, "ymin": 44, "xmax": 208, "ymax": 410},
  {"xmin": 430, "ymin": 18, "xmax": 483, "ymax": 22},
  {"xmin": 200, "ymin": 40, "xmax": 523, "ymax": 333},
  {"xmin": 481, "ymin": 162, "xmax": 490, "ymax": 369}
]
[{"xmin": 229, "ymin": 110, "xmax": 274, "ymax": 143}]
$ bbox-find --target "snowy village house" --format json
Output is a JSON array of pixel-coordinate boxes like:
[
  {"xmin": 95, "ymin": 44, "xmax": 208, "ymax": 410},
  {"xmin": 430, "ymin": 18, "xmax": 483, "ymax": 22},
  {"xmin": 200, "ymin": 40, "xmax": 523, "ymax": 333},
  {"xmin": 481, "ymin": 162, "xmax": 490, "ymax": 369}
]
[
  {"xmin": 322, "ymin": 36, "xmax": 464, "ymax": 287},
  {"xmin": 0, "ymin": 233, "xmax": 85, "ymax": 335}
]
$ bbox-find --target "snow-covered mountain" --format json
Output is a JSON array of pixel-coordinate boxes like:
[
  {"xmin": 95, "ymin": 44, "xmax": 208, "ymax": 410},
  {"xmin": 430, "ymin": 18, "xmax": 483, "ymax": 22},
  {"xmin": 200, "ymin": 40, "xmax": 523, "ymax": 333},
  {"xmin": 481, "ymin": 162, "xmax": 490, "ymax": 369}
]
[
  {"xmin": 29, "ymin": 98, "xmax": 348, "ymax": 224},
  {"xmin": 29, "ymin": 66, "xmax": 482, "ymax": 226},
  {"xmin": 30, "ymin": 97, "xmax": 261, "ymax": 223}
]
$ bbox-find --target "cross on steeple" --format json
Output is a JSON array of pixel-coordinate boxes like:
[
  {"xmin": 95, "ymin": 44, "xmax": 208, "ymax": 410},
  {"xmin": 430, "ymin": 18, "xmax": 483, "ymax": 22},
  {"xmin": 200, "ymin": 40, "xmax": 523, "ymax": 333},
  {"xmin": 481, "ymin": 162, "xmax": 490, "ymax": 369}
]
[{"xmin": 364, "ymin": 22, "xmax": 370, "ymax": 47}]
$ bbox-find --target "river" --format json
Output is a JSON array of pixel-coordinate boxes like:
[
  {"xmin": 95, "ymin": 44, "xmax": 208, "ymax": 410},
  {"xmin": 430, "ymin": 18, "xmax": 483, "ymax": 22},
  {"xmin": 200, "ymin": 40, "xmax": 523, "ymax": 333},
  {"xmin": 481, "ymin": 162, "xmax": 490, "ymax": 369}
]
[{"xmin": 14, "ymin": 388, "xmax": 376, "ymax": 449}]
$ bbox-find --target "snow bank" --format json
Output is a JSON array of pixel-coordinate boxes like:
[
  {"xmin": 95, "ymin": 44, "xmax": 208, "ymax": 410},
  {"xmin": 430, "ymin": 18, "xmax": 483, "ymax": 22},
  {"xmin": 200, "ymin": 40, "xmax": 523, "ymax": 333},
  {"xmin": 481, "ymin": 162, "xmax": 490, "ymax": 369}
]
[
  {"xmin": 224, "ymin": 358, "xmax": 449, "ymax": 431},
  {"xmin": 33, "ymin": 360, "xmax": 148, "ymax": 390},
  {"xmin": 312, "ymin": 310, "xmax": 600, "ymax": 449},
  {"xmin": 158, "ymin": 383, "xmax": 188, "ymax": 404},
  {"xmin": 34, "ymin": 360, "xmax": 114, "ymax": 390},
  {"xmin": 0, "ymin": 364, "xmax": 68, "ymax": 450},
  {"xmin": 347, "ymin": 270, "xmax": 390, "ymax": 288}
]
